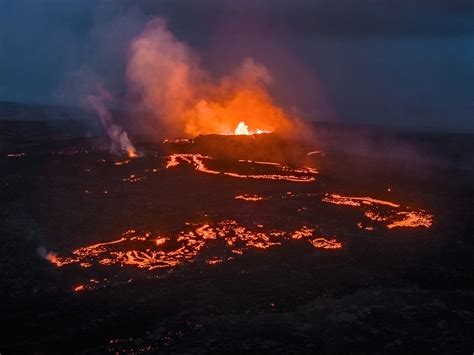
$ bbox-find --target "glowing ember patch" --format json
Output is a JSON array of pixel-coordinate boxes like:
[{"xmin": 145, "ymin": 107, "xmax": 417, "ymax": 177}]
[
  {"xmin": 122, "ymin": 174, "xmax": 145, "ymax": 183},
  {"xmin": 155, "ymin": 237, "xmax": 167, "ymax": 246},
  {"xmin": 114, "ymin": 160, "xmax": 131, "ymax": 166},
  {"xmin": 162, "ymin": 138, "xmax": 193, "ymax": 144},
  {"xmin": 357, "ymin": 222, "xmax": 374, "ymax": 231},
  {"xmin": 206, "ymin": 257, "xmax": 223, "ymax": 265},
  {"xmin": 74, "ymin": 285, "xmax": 85, "ymax": 292},
  {"xmin": 364, "ymin": 211, "xmax": 387, "ymax": 222},
  {"xmin": 127, "ymin": 149, "xmax": 139, "ymax": 158},
  {"xmin": 309, "ymin": 238, "xmax": 342, "ymax": 249},
  {"xmin": 165, "ymin": 154, "xmax": 317, "ymax": 183},
  {"xmin": 195, "ymin": 224, "xmax": 217, "ymax": 239},
  {"xmin": 292, "ymin": 226, "xmax": 315, "ymax": 239},
  {"xmin": 323, "ymin": 193, "xmax": 433, "ymax": 229},
  {"xmin": 322, "ymin": 194, "xmax": 400, "ymax": 208},
  {"xmin": 46, "ymin": 252, "xmax": 75, "ymax": 267},
  {"xmin": 387, "ymin": 211, "xmax": 433, "ymax": 229},
  {"xmin": 235, "ymin": 194, "xmax": 270, "ymax": 202}
]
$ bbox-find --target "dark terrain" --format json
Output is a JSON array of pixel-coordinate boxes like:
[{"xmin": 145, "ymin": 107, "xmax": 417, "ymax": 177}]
[{"xmin": 0, "ymin": 103, "xmax": 473, "ymax": 353}]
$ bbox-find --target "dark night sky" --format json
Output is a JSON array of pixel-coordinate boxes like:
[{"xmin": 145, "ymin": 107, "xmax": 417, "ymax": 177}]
[{"xmin": 0, "ymin": 0, "xmax": 473, "ymax": 131}]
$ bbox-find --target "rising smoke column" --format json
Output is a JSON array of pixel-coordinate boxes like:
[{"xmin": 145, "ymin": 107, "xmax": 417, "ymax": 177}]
[
  {"xmin": 87, "ymin": 89, "xmax": 139, "ymax": 157},
  {"xmin": 126, "ymin": 18, "xmax": 294, "ymax": 137}
]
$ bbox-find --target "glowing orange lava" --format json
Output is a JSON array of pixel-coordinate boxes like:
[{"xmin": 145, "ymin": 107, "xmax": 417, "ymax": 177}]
[
  {"xmin": 206, "ymin": 257, "xmax": 224, "ymax": 265},
  {"xmin": 233, "ymin": 121, "xmax": 271, "ymax": 136},
  {"xmin": 322, "ymin": 194, "xmax": 400, "ymax": 208},
  {"xmin": 235, "ymin": 194, "xmax": 270, "ymax": 202},
  {"xmin": 309, "ymin": 238, "xmax": 342, "ymax": 249},
  {"xmin": 162, "ymin": 138, "xmax": 193, "ymax": 144},
  {"xmin": 386, "ymin": 211, "xmax": 433, "ymax": 229},
  {"xmin": 323, "ymin": 193, "xmax": 433, "ymax": 229},
  {"xmin": 46, "ymin": 221, "xmax": 340, "ymax": 273},
  {"xmin": 291, "ymin": 226, "xmax": 315, "ymax": 240},
  {"xmin": 165, "ymin": 154, "xmax": 317, "ymax": 183},
  {"xmin": 114, "ymin": 159, "xmax": 131, "ymax": 166},
  {"xmin": 46, "ymin": 252, "xmax": 72, "ymax": 267},
  {"xmin": 74, "ymin": 285, "xmax": 85, "ymax": 292},
  {"xmin": 127, "ymin": 149, "xmax": 139, "ymax": 158}
]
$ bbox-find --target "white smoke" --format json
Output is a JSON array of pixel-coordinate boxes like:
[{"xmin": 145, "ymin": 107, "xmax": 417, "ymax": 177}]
[{"xmin": 87, "ymin": 88, "xmax": 139, "ymax": 157}]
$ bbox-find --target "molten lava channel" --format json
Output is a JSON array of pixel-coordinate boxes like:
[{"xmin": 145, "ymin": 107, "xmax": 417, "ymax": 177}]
[{"xmin": 165, "ymin": 153, "xmax": 318, "ymax": 183}]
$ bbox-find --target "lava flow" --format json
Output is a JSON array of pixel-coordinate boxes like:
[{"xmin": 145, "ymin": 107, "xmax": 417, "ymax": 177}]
[
  {"xmin": 235, "ymin": 194, "xmax": 270, "ymax": 201},
  {"xmin": 165, "ymin": 154, "xmax": 317, "ymax": 182},
  {"xmin": 322, "ymin": 193, "xmax": 433, "ymax": 229},
  {"xmin": 46, "ymin": 221, "xmax": 341, "ymax": 273}
]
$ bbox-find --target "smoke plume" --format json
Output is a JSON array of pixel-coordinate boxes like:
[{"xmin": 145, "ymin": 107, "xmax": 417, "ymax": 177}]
[
  {"xmin": 87, "ymin": 88, "xmax": 139, "ymax": 157},
  {"xmin": 126, "ymin": 18, "xmax": 296, "ymax": 138}
]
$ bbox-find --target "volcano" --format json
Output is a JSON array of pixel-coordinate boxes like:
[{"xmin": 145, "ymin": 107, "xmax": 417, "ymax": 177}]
[{"xmin": 0, "ymin": 109, "xmax": 473, "ymax": 353}]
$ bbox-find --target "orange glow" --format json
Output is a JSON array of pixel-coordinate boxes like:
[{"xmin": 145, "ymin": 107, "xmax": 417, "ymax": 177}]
[
  {"xmin": 46, "ymin": 252, "xmax": 75, "ymax": 267},
  {"xmin": 323, "ymin": 193, "xmax": 433, "ymax": 229},
  {"xmin": 309, "ymin": 238, "xmax": 342, "ymax": 249},
  {"xmin": 234, "ymin": 121, "xmax": 250, "ymax": 135},
  {"xmin": 357, "ymin": 222, "xmax": 374, "ymax": 231},
  {"xmin": 165, "ymin": 154, "xmax": 317, "ymax": 183},
  {"xmin": 292, "ymin": 226, "xmax": 315, "ymax": 239},
  {"xmin": 127, "ymin": 19, "xmax": 299, "ymax": 137},
  {"xmin": 162, "ymin": 138, "xmax": 193, "ymax": 144},
  {"xmin": 114, "ymin": 159, "xmax": 131, "ymax": 166},
  {"xmin": 235, "ymin": 194, "xmax": 270, "ymax": 202},
  {"xmin": 127, "ymin": 149, "xmax": 139, "ymax": 158},
  {"xmin": 46, "ymin": 221, "xmax": 339, "ymax": 274},
  {"xmin": 233, "ymin": 121, "xmax": 271, "ymax": 136},
  {"xmin": 322, "ymin": 194, "xmax": 400, "ymax": 208},
  {"xmin": 387, "ymin": 211, "xmax": 433, "ymax": 229},
  {"xmin": 206, "ymin": 257, "xmax": 224, "ymax": 265},
  {"xmin": 74, "ymin": 285, "xmax": 85, "ymax": 292},
  {"xmin": 182, "ymin": 84, "xmax": 293, "ymax": 136},
  {"xmin": 155, "ymin": 237, "xmax": 168, "ymax": 246}
]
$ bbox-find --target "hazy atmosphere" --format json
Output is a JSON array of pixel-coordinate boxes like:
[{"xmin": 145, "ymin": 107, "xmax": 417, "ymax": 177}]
[{"xmin": 1, "ymin": 0, "xmax": 473, "ymax": 131}]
